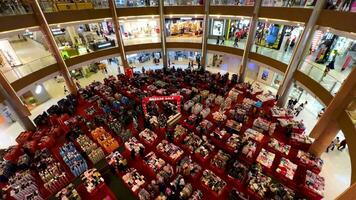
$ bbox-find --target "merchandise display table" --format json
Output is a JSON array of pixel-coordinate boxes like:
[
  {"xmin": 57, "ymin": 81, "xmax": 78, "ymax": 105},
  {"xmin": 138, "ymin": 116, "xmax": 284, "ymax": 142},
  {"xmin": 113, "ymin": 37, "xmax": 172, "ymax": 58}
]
[
  {"xmin": 1, "ymin": 70, "xmax": 326, "ymax": 200},
  {"xmin": 267, "ymin": 138, "xmax": 291, "ymax": 155},
  {"xmin": 138, "ymin": 129, "xmax": 158, "ymax": 146},
  {"xmin": 296, "ymin": 150, "xmax": 324, "ymax": 174},
  {"xmin": 156, "ymin": 140, "xmax": 184, "ymax": 164},
  {"xmin": 244, "ymin": 128, "xmax": 264, "ymax": 143},
  {"xmin": 256, "ymin": 148, "xmax": 275, "ymax": 169}
]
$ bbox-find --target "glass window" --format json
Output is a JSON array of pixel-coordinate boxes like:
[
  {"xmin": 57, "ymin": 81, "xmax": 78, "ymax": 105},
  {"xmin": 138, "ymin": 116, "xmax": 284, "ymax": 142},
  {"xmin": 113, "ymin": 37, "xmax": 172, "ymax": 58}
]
[
  {"xmin": 252, "ymin": 21, "xmax": 304, "ymax": 64},
  {"xmin": 120, "ymin": 17, "xmax": 161, "ymax": 45},
  {"xmin": 208, "ymin": 17, "xmax": 250, "ymax": 50},
  {"xmin": 298, "ymin": 28, "xmax": 355, "ymax": 95},
  {"xmin": 51, "ymin": 21, "xmax": 117, "ymax": 59},
  {"xmin": 165, "ymin": 17, "xmax": 204, "ymax": 43}
]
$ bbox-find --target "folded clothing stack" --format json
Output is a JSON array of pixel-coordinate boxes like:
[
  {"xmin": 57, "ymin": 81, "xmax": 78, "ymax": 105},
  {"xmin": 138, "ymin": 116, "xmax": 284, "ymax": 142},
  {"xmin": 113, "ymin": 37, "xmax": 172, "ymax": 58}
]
[
  {"xmin": 59, "ymin": 143, "xmax": 88, "ymax": 177},
  {"xmin": 76, "ymin": 134, "xmax": 105, "ymax": 164},
  {"xmin": 8, "ymin": 170, "xmax": 43, "ymax": 200},
  {"xmin": 34, "ymin": 149, "xmax": 69, "ymax": 194}
]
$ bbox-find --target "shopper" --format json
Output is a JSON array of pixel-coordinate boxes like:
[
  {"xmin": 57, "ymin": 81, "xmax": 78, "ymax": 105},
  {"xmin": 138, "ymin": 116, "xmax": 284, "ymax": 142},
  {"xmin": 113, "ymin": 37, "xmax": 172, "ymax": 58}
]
[
  {"xmin": 338, "ymin": 139, "xmax": 347, "ymax": 151},
  {"xmin": 64, "ymin": 86, "xmax": 68, "ymax": 95},
  {"xmin": 130, "ymin": 149, "xmax": 136, "ymax": 160},
  {"xmin": 294, "ymin": 101, "xmax": 307, "ymax": 116},
  {"xmin": 284, "ymin": 38, "xmax": 290, "ymax": 52},
  {"xmin": 75, "ymin": 80, "xmax": 81, "ymax": 89},
  {"xmin": 139, "ymin": 146, "xmax": 145, "ymax": 158},
  {"xmin": 333, "ymin": 137, "xmax": 340, "ymax": 151},
  {"xmin": 287, "ymin": 98, "xmax": 294, "ymax": 109},
  {"xmin": 220, "ymin": 37, "xmax": 225, "ymax": 45},
  {"xmin": 234, "ymin": 36, "xmax": 239, "ymax": 47},
  {"xmin": 317, "ymin": 108, "xmax": 325, "ymax": 119},
  {"xmin": 289, "ymin": 38, "xmax": 296, "ymax": 50},
  {"xmin": 321, "ymin": 60, "xmax": 334, "ymax": 81},
  {"xmin": 326, "ymin": 140, "xmax": 335, "ymax": 153}
]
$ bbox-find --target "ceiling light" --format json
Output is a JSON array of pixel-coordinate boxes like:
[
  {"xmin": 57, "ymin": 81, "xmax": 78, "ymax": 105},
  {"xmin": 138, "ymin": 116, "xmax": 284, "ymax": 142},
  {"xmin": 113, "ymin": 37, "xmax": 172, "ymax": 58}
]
[{"xmin": 57, "ymin": 24, "xmax": 61, "ymax": 28}]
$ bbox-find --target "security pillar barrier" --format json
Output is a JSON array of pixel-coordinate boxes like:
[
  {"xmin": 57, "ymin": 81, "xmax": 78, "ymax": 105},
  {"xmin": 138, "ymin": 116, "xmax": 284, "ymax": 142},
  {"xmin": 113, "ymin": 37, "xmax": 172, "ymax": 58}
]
[
  {"xmin": 109, "ymin": 0, "xmax": 130, "ymax": 69},
  {"xmin": 31, "ymin": 0, "xmax": 77, "ymax": 94}
]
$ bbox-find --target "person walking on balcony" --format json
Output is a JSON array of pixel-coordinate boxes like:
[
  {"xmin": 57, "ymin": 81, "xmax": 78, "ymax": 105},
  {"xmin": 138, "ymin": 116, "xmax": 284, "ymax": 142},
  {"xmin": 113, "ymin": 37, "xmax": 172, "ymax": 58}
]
[
  {"xmin": 338, "ymin": 139, "xmax": 347, "ymax": 151},
  {"xmin": 321, "ymin": 58, "xmax": 335, "ymax": 81},
  {"xmin": 284, "ymin": 38, "xmax": 290, "ymax": 52}
]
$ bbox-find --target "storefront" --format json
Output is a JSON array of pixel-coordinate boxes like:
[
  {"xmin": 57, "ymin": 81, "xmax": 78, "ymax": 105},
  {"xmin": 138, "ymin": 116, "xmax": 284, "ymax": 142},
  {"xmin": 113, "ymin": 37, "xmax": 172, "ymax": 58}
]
[
  {"xmin": 168, "ymin": 51, "xmax": 201, "ymax": 63},
  {"xmin": 165, "ymin": 17, "xmax": 203, "ymax": 37},
  {"xmin": 127, "ymin": 52, "xmax": 161, "ymax": 65},
  {"xmin": 256, "ymin": 66, "xmax": 284, "ymax": 89},
  {"xmin": 164, "ymin": 0, "xmax": 203, "ymax": 5},
  {"xmin": 312, "ymin": 30, "xmax": 355, "ymax": 66},
  {"xmin": 20, "ymin": 84, "xmax": 51, "ymax": 111},
  {"xmin": 116, "ymin": 0, "xmax": 158, "ymax": 6},
  {"xmin": 255, "ymin": 22, "xmax": 303, "ymax": 51},
  {"xmin": 120, "ymin": 18, "xmax": 160, "ymax": 41},
  {"xmin": 209, "ymin": 18, "xmax": 250, "ymax": 40},
  {"xmin": 53, "ymin": 21, "xmax": 116, "ymax": 58}
]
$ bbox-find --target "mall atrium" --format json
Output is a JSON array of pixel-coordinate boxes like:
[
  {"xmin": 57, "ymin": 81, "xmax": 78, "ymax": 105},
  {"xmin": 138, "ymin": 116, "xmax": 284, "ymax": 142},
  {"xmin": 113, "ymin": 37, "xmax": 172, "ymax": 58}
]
[{"xmin": 0, "ymin": 0, "xmax": 355, "ymax": 199}]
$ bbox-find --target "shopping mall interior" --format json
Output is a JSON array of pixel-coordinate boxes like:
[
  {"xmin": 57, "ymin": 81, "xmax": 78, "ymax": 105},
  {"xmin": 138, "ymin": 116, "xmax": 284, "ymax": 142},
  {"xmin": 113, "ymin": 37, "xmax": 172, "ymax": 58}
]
[{"xmin": 0, "ymin": 0, "xmax": 355, "ymax": 200}]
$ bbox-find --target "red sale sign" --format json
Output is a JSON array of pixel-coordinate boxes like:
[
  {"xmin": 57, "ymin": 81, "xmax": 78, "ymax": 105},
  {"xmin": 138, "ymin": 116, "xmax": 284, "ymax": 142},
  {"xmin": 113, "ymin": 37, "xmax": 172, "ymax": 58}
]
[{"xmin": 142, "ymin": 95, "xmax": 182, "ymax": 115}]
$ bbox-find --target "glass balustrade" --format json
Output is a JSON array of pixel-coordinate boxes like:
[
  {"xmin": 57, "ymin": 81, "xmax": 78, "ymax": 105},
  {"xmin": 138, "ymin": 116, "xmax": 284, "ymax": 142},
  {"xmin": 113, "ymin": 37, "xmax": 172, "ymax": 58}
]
[
  {"xmin": 3, "ymin": 55, "xmax": 56, "ymax": 83},
  {"xmin": 299, "ymin": 60, "xmax": 343, "ymax": 95}
]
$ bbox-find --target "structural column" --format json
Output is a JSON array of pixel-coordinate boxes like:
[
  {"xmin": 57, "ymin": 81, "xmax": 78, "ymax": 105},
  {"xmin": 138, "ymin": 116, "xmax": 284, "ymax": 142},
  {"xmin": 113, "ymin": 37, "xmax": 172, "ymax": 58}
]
[
  {"xmin": 308, "ymin": 67, "xmax": 356, "ymax": 156},
  {"xmin": 276, "ymin": 0, "xmax": 326, "ymax": 106},
  {"xmin": 31, "ymin": 0, "xmax": 77, "ymax": 94},
  {"xmin": 200, "ymin": 0, "xmax": 210, "ymax": 68},
  {"xmin": 0, "ymin": 72, "xmax": 35, "ymax": 131},
  {"xmin": 238, "ymin": 0, "xmax": 262, "ymax": 83},
  {"xmin": 159, "ymin": 0, "xmax": 168, "ymax": 68},
  {"xmin": 108, "ymin": 0, "xmax": 130, "ymax": 69}
]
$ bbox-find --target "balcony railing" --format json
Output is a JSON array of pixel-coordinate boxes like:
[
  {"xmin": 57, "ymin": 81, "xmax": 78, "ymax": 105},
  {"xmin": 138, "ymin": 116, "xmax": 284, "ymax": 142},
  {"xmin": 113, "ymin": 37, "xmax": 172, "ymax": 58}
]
[
  {"xmin": 299, "ymin": 60, "xmax": 343, "ymax": 95},
  {"xmin": 3, "ymin": 55, "xmax": 56, "ymax": 83}
]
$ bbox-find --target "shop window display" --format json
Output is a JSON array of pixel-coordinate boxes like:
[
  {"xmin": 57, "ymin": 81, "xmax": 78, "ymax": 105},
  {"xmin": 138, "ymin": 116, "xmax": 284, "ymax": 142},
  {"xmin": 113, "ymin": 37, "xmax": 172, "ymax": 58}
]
[
  {"xmin": 253, "ymin": 21, "xmax": 303, "ymax": 64},
  {"xmin": 120, "ymin": 18, "xmax": 160, "ymax": 45},
  {"xmin": 52, "ymin": 22, "xmax": 116, "ymax": 59},
  {"xmin": 208, "ymin": 17, "xmax": 250, "ymax": 49},
  {"xmin": 210, "ymin": 0, "xmax": 255, "ymax": 5},
  {"xmin": 164, "ymin": 0, "xmax": 204, "ymax": 5},
  {"xmin": 165, "ymin": 18, "xmax": 203, "ymax": 43},
  {"xmin": 116, "ymin": 0, "xmax": 158, "ymax": 7}
]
